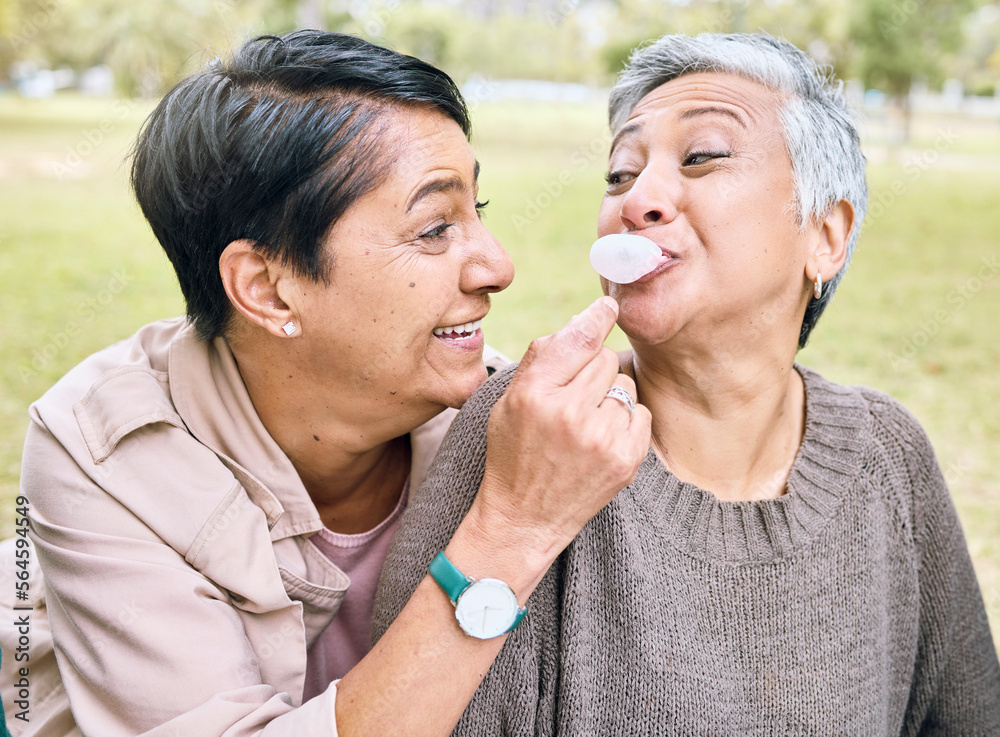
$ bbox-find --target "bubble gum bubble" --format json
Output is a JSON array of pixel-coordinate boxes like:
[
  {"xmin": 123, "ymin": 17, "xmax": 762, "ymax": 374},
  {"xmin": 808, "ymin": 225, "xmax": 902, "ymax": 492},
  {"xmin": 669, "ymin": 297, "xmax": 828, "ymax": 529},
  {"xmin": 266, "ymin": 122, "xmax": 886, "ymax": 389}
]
[{"xmin": 589, "ymin": 234, "xmax": 662, "ymax": 284}]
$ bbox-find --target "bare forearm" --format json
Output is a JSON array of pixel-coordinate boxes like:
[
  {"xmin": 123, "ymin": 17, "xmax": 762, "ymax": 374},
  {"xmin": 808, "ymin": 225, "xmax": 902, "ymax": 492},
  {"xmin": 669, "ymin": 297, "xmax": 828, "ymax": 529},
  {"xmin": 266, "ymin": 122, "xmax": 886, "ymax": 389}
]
[{"xmin": 334, "ymin": 504, "xmax": 556, "ymax": 737}]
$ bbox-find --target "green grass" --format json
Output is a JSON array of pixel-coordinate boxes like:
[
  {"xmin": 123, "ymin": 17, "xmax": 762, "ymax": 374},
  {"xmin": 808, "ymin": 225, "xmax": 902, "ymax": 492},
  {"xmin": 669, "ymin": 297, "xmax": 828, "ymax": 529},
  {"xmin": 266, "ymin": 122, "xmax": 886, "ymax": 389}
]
[{"xmin": 2, "ymin": 93, "xmax": 999, "ymax": 648}]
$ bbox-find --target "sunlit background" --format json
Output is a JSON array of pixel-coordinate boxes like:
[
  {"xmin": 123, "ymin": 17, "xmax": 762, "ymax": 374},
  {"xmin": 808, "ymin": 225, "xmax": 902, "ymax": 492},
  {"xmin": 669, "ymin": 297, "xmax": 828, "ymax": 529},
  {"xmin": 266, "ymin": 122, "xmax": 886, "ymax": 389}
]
[{"xmin": 2, "ymin": 0, "xmax": 999, "ymax": 647}]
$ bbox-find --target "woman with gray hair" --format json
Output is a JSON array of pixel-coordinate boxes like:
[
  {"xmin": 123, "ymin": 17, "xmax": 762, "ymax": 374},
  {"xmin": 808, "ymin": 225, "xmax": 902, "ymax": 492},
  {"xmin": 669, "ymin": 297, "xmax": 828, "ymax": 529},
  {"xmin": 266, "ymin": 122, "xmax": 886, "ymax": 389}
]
[{"xmin": 374, "ymin": 32, "xmax": 1000, "ymax": 734}]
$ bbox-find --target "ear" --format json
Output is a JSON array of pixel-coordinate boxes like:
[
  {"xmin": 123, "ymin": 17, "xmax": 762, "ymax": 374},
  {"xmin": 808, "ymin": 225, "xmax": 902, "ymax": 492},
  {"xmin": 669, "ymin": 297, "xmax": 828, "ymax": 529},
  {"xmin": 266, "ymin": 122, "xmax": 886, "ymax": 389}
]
[
  {"xmin": 219, "ymin": 240, "xmax": 300, "ymax": 338},
  {"xmin": 806, "ymin": 199, "xmax": 854, "ymax": 287}
]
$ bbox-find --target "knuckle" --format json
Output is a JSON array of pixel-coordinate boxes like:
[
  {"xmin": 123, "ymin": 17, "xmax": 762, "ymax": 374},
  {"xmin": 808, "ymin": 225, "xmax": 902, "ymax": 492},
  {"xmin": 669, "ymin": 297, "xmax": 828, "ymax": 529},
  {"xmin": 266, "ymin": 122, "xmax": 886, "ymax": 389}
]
[
  {"xmin": 506, "ymin": 385, "xmax": 541, "ymax": 417},
  {"xmin": 564, "ymin": 323, "xmax": 601, "ymax": 352},
  {"xmin": 614, "ymin": 372, "xmax": 637, "ymax": 394},
  {"xmin": 597, "ymin": 347, "xmax": 620, "ymax": 373},
  {"xmin": 556, "ymin": 404, "xmax": 582, "ymax": 433},
  {"xmin": 518, "ymin": 341, "xmax": 541, "ymax": 368},
  {"xmin": 584, "ymin": 427, "xmax": 607, "ymax": 452},
  {"xmin": 632, "ymin": 405, "xmax": 652, "ymax": 427},
  {"xmin": 529, "ymin": 335, "xmax": 552, "ymax": 353}
]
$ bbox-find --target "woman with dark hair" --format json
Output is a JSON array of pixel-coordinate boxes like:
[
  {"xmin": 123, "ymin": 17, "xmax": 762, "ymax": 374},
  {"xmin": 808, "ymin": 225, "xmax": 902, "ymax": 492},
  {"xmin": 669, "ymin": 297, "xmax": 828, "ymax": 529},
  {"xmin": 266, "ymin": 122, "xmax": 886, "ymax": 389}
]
[
  {"xmin": 0, "ymin": 30, "xmax": 650, "ymax": 736},
  {"xmin": 374, "ymin": 32, "xmax": 1000, "ymax": 734}
]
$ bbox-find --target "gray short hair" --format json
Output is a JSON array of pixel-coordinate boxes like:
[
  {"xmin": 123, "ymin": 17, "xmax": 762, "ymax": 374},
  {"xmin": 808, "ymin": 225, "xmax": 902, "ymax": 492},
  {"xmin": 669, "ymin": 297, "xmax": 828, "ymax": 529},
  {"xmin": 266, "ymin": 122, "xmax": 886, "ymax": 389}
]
[{"xmin": 609, "ymin": 33, "xmax": 868, "ymax": 348}]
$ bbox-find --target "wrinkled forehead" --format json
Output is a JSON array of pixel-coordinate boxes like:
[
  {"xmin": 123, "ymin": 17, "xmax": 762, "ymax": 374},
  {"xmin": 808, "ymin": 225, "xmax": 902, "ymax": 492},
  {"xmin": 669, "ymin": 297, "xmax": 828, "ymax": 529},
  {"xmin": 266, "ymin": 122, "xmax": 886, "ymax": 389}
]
[
  {"xmin": 363, "ymin": 104, "xmax": 475, "ymax": 179},
  {"xmin": 617, "ymin": 71, "xmax": 787, "ymax": 134}
]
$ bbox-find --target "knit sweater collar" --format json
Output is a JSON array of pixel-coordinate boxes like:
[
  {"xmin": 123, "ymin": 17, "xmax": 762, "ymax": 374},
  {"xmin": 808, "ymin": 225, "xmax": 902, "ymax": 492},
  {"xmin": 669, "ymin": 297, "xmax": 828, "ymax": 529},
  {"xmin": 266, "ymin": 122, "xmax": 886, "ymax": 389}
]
[{"xmin": 628, "ymin": 364, "xmax": 869, "ymax": 564}]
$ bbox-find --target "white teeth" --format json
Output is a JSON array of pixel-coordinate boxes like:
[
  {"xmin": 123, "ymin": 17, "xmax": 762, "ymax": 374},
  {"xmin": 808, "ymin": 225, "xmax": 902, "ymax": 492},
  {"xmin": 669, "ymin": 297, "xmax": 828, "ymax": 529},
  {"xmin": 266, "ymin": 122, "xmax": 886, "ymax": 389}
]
[{"xmin": 433, "ymin": 319, "xmax": 482, "ymax": 337}]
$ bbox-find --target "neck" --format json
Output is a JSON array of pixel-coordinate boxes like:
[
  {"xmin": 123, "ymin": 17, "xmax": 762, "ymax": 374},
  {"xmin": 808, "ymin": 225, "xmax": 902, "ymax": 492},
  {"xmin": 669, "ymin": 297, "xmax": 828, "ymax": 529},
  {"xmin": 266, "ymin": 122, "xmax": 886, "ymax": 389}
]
[
  {"xmin": 300, "ymin": 436, "xmax": 412, "ymax": 534},
  {"xmin": 627, "ymin": 339, "xmax": 805, "ymax": 502},
  {"xmin": 229, "ymin": 333, "xmax": 423, "ymax": 534}
]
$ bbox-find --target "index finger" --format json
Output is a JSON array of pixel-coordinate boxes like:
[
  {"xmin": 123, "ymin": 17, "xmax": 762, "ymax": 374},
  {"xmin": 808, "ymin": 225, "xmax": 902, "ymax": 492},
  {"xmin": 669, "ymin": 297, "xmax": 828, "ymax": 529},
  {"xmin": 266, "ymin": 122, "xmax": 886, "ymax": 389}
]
[{"xmin": 517, "ymin": 296, "xmax": 619, "ymax": 386}]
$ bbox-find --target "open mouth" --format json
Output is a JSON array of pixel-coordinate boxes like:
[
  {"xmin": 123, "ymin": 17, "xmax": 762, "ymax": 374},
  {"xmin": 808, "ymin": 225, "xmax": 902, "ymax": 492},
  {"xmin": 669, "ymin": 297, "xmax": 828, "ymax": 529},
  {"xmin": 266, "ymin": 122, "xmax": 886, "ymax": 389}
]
[{"xmin": 432, "ymin": 319, "xmax": 483, "ymax": 341}]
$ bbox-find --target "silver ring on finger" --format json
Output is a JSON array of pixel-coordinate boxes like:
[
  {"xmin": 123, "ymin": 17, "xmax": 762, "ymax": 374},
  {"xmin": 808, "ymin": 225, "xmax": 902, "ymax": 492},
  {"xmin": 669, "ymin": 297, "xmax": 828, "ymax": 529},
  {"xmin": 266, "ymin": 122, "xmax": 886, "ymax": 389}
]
[{"xmin": 604, "ymin": 386, "xmax": 635, "ymax": 418}]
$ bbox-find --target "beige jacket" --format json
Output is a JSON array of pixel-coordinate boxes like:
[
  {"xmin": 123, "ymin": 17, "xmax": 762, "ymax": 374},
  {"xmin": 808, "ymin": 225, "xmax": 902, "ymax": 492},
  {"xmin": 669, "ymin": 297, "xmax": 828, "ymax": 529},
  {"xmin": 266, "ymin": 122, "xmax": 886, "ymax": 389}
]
[{"xmin": 0, "ymin": 318, "xmax": 506, "ymax": 736}]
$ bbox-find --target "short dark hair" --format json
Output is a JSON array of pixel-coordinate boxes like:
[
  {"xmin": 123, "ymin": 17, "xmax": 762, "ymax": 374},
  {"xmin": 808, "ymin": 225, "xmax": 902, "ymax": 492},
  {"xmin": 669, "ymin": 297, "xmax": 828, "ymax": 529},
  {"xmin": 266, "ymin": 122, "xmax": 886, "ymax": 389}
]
[{"xmin": 131, "ymin": 30, "xmax": 471, "ymax": 340}]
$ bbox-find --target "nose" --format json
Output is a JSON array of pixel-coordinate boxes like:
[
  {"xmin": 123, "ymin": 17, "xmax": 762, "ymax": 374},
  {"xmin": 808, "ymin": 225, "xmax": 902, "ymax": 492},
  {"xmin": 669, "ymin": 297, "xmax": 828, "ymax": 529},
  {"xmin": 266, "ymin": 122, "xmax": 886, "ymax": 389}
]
[
  {"xmin": 617, "ymin": 169, "xmax": 679, "ymax": 231},
  {"xmin": 462, "ymin": 224, "xmax": 514, "ymax": 295}
]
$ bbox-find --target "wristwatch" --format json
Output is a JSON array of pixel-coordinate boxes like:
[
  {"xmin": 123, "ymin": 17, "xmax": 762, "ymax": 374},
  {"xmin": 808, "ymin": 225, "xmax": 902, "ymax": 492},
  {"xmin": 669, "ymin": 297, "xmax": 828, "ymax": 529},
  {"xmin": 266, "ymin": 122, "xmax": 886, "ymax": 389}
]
[{"xmin": 429, "ymin": 551, "xmax": 526, "ymax": 639}]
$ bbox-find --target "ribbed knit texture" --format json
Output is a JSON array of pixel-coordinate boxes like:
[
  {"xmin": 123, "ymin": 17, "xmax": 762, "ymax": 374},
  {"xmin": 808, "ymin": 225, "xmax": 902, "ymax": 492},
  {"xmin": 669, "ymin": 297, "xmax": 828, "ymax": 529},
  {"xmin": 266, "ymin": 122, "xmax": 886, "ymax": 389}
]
[{"xmin": 373, "ymin": 364, "xmax": 1000, "ymax": 736}]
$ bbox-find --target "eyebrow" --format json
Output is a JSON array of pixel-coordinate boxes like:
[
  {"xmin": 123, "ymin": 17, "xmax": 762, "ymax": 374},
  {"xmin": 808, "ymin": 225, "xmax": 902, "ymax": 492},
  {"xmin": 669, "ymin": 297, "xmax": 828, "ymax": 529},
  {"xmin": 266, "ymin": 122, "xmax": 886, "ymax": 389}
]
[
  {"xmin": 406, "ymin": 160, "xmax": 480, "ymax": 213},
  {"xmin": 610, "ymin": 104, "xmax": 749, "ymax": 156},
  {"xmin": 678, "ymin": 106, "xmax": 747, "ymax": 128},
  {"xmin": 609, "ymin": 123, "xmax": 643, "ymax": 157}
]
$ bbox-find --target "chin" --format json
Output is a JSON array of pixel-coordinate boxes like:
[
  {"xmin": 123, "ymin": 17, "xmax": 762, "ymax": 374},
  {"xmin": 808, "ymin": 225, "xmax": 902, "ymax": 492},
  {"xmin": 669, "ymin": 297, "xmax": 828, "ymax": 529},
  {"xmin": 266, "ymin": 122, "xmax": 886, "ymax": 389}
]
[
  {"xmin": 617, "ymin": 298, "xmax": 664, "ymax": 333},
  {"xmin": 618, "ymin": 311, "xmax": 682, "ymax": 350},
  {"xmin": 616, "ymin": 280, "xmax": 697, "ymax": 340},
  {"xmin": 437, "ymin": 363, "xmax": 490, "ymax": 410}
]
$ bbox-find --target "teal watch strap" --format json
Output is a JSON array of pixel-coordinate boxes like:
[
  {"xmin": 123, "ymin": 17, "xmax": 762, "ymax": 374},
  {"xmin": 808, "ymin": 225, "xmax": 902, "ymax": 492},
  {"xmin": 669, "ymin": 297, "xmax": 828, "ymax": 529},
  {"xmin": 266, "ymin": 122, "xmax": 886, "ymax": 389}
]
[
  {"xmin": 511, "ymin": 605, "xmax": 527, "ymax": 629},
  {"xmin": 429, "ymin": 551, "xmax": 472, "ymax": 603}
]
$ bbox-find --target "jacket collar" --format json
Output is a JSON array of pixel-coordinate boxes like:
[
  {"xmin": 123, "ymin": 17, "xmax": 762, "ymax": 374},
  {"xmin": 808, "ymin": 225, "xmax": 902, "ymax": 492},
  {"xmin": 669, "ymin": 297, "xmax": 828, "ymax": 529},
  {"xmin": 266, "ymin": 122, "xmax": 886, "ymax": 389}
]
[{"xmin": 166, "ymin": 321, "xmax": 458, "ymax": 541}]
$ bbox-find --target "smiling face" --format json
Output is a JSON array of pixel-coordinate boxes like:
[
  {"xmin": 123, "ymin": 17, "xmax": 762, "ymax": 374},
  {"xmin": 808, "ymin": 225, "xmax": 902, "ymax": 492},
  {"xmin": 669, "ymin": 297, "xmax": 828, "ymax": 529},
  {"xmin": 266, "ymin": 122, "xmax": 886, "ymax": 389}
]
[
  {"xmin": 290, "ymin": 106, "xmax": 514, "ymax": 421},
  {"xmin": 598, "ymin": 72, "xmax": 814, "ymax": 356}
]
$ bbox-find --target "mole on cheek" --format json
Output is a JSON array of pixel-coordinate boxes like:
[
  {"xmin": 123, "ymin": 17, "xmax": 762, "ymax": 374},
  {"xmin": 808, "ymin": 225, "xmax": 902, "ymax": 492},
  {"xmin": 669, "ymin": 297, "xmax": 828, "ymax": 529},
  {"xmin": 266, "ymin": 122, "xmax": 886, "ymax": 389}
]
[{"xmin": 409, "ymin": 282, "xmax": 416, "ymax": 287}]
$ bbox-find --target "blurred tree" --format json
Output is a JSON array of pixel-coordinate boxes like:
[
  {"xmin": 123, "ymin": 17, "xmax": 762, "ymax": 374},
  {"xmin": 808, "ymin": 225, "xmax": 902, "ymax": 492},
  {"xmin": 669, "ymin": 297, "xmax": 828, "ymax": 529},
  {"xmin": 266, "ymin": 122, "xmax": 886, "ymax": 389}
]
[
  {"xmin": 70, "ymin": 0, "xmax": 222, "ymax": 96},
  {"xmin": 1, "ymin": 0, "xmax": 257, "ymax": 95},
  {"xmin": 598, "ymin": 0, "xmax": 852, "ymax": 81},
  {"xmin": 1, "ymin": 0, "xmax": 995, "ymax": 99},
  {"xmin": 952, "ymin": 3, "xmax": 1000, "ymax": 96},
  {"xmin": 0, "ymin": 0, "xmax": 63, "ymax": 84},
  {"xmin": 298, "ymin": 0, "xmax": 325, "ymax": 28},
  {"xmin": 847, "ymin": 0, "xmax": 978, "ymax": 141},
  {"xmin": 0, "ymin": 0, "xmax": 360, "ymax": 96},
  {"xmin": 371, "ymin": 2, "xmax": 602, "ymax": 84}
]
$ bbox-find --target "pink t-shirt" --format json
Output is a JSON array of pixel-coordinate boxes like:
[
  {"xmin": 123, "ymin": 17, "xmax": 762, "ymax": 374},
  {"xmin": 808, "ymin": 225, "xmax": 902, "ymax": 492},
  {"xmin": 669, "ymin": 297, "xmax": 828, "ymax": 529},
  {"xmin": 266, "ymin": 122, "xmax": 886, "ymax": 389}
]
[{"xmin": 302, "ymin": 480, "xmax": 409, "ymax": 701}]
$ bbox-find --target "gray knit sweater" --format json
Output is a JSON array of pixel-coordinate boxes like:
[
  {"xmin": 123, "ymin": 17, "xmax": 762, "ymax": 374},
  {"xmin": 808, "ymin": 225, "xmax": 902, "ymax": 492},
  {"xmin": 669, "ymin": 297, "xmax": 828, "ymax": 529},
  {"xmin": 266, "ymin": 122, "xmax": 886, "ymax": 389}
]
[{"xmin": 373, "ymin": 364, "xmax": 1000, "ymax": 736}]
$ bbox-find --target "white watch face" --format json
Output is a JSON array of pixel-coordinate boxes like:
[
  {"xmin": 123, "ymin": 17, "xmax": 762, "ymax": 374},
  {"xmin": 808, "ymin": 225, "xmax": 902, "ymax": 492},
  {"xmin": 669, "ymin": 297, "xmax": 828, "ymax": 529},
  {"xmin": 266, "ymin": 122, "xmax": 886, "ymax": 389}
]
[{"xmin": 454, "ymin": 578, "xmax": 519, "ymax": 639}]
